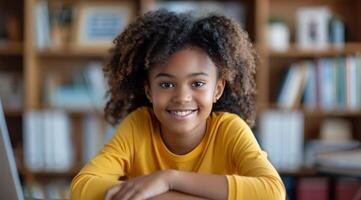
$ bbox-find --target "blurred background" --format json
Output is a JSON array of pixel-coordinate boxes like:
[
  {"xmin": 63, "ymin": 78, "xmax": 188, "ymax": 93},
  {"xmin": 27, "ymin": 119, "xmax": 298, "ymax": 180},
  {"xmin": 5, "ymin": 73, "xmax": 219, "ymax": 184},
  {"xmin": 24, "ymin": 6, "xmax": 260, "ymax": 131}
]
[{"xmin": 1, "ymin": 0, "xmax": 361, "ymax": 199}]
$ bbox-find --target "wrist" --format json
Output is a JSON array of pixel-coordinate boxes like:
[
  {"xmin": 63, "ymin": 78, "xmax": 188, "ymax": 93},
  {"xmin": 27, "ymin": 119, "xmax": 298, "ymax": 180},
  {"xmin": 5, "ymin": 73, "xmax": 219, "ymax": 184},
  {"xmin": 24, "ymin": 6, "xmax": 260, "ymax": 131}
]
[{"xmin": 163, "ymin": 169, "xmax": 179, "ymax": 190}]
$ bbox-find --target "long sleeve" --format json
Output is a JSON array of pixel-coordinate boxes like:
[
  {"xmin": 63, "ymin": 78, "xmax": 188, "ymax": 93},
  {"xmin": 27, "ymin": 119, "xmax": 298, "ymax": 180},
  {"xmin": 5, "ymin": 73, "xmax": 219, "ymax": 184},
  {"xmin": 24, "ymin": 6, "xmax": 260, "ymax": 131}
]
[
  {"xmin": 71, "ymin": 108, "xmax": 286, "ymax": 200},
  {"xmin": 225, "ymin": 118, "xmax": 285, "ymax": 200},
  {"xmin": 70, "ymin": 115, "xmax": 135, "ymax": 200}
]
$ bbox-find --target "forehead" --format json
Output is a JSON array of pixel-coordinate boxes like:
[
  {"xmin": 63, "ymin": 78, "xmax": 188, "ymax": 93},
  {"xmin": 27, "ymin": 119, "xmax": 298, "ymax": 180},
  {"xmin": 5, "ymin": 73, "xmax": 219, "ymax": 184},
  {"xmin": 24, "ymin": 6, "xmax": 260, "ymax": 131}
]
[{"xmin": 149, "ymin": 47, "xmax": 217, "ymax": 78}]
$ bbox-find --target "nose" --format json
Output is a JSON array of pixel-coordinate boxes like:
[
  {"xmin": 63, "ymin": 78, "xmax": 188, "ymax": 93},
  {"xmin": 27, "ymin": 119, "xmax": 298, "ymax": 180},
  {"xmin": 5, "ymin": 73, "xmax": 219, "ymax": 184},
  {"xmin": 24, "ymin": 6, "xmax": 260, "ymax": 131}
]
[{"xmin": 172, "ymin": 85, "xmax": 192, "ymax": 104}]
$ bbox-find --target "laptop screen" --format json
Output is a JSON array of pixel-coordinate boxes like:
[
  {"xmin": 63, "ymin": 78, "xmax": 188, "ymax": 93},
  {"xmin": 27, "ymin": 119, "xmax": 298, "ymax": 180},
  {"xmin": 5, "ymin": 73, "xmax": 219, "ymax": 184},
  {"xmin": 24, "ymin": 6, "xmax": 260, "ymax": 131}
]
[{"xmin": 0, "ymin": 99, "xmax": 24, "ymax": 200}]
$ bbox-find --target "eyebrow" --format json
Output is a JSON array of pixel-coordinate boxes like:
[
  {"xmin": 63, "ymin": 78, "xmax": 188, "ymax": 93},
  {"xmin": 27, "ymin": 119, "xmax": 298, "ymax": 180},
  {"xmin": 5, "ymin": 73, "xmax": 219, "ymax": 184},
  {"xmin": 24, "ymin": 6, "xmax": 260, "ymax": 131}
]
[{"xmin": 155, "ymin": 72, "xmax": 209, "ymax": 79}]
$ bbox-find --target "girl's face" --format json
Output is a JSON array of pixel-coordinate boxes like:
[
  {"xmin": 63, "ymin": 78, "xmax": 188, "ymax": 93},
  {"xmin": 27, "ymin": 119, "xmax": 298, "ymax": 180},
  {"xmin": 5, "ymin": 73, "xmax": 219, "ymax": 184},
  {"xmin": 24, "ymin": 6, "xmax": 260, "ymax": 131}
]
[{"xmin": 145, "ymin": 47, "xmax": 225, "ymax": 137}]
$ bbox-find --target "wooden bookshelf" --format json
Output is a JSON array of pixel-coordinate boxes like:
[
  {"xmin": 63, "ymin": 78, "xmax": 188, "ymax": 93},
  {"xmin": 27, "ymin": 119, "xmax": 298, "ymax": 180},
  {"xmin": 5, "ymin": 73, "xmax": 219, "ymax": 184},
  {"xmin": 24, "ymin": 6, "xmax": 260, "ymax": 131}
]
[
  {"xmin": 261, "ymin": 1, "xmax": 361, "ymax": 120},
  {"xmin": 40, "ymin": 106, "xmax": 104, "ymax": 116},
  {"xmin": 18, "ymin": 168, "xmax": 80, "ymax": 178},
  {"xmin": 0, "ymin": 41, "xmax": 22, "ymax": 56},
  {"xmin": 37, "ymin": 48, "xmax": 110, "ymax": 59},
  {"xmin": 3, "ymin": 109, "xmax": 23, "ymax": 117},
  {"xmin": 1, "ymin": 0, "xmax": 359, "ymax": 198},
  {"xmin": 269, "ymin": 43, "xmax": 361, "ymax": 58},
  {"xmin": 0, "ymin": 4, "xmax": 25, "ymax": 191},
  {"xmin": 267, "ymin": 104, "xmax": 361, "ymax": 117},
  {"xmin": 279, "ymin": 168, "xmax": 317, "ymax": 177},
  {"xmin": 303, "ymin": 110, "xmax": 361, "ymax": 117},
  {"xmin": 257, "ymin": 5, "xmax": 361, "ymax": 198},
  {"xmin": 317, "ymin": 166, "xmax": 361, "ymax": 178},
  {"xmin": 16, "ymin": 0, "xmax": 258, "ymax": 188}
]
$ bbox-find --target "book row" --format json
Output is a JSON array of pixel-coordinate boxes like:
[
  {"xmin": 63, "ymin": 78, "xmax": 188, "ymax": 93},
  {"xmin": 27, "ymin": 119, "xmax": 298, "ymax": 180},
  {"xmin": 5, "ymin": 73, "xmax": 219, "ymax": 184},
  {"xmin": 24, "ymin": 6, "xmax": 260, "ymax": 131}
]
[{"xmin": 278, "ymin": 55, "xmax": 361, "ymax": 111}]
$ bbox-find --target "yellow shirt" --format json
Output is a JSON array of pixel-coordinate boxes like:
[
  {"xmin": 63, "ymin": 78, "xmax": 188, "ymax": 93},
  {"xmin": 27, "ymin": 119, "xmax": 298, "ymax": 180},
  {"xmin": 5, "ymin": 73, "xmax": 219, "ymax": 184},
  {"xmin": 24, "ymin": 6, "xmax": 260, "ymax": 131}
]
[{"xmin": 71, "ymin": 107, "xmax": 285, "ymax": 200}]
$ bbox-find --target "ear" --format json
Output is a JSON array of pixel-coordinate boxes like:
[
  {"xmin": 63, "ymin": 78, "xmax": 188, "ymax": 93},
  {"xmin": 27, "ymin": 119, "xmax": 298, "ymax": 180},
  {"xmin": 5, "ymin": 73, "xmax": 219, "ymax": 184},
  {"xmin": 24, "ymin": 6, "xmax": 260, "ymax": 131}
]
[
  {"xmin": 213, "ymin": 79, "xmax": 225, "ymax": 103},
  {"xmin": 144, "ymin": 83, "xmax": 152, "ymax": 103}
]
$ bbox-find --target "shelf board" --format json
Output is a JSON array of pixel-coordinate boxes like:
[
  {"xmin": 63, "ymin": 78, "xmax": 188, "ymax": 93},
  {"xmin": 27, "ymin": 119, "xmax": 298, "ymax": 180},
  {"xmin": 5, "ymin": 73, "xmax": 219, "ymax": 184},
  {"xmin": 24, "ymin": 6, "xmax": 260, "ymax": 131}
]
[
  {"xmin": 64, "ymin": 109, "xmax": 104, "ymax": 116},
  {"xmin": 29, "ymin": 171, "xmax": 79, "ymax": 178},
  {"xmin": 317, "ymin": 166, "xmax": 361, "ymax": 178},
  {"xmin": 280, "ymin": 167, "xmax": 361, "ymax": 177},
  {"xmin": 18, "ymin": 168, "xmax": 80, "ymax": 178},
  {"xmin": 37, "ymin": 47, "xmax": 111, "ymax": 58},
  {"xmin": 269, "ymin": 43, "xmax": 361, "ymax": 58},
  {"xmin": 304, "ymin": 109, "xmax": 361, "ymax": 117},
  {"xmin": 18, "ymin": 163, "xmax": 81, "ymax": 177},
  {"xmin": 279, "ymin": 168, "xmax": 317, "ymax": 177},
  {"xmin": 41, "ymin": 105, "xmax": 105, "ymax": 116},
  {"xmin": 0, "ymin": 41, "xmax": 23, "ymax": 56},
  {"xmin": 4, "ymin": 107, "xmax": 104, "ymax": 116},
  {"xmin": 267, "ymin": 104, "xmax": 361, "ymax": 117},
  {"xmin": 4, "ymin": 108, "xmax": 23, "ymax": 117}
]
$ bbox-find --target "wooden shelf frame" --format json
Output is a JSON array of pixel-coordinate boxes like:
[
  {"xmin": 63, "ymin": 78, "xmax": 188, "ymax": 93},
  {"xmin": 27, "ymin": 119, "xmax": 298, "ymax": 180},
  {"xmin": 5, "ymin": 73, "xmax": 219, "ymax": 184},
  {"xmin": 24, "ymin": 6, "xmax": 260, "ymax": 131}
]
[
  {"xmin": 36, "ymin": 48, "xmax": 110, "ymax": 58},
  {"xmin": 0, "ymin": 41, "xmax": 23, "ymax": 56},
  {"xmin": 269, "ymin": 43, "xmax": 361, "ymax": 58}
]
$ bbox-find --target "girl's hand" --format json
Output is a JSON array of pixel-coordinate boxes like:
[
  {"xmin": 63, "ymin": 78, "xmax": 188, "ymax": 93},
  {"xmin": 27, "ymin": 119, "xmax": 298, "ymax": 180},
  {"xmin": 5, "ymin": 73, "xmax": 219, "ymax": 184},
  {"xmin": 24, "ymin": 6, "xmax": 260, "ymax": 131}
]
[{"xmin": 104, "ymin": 170, "xmax": 174, "ymax": 200}]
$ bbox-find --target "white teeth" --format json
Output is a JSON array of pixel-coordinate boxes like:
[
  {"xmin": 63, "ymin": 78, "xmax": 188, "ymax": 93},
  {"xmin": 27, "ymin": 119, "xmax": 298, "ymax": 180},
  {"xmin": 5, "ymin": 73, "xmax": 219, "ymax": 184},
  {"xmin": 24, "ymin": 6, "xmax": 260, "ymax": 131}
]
[{"xmin": 171, "ymin": 110, "xmax": 193, "ymax": 116}]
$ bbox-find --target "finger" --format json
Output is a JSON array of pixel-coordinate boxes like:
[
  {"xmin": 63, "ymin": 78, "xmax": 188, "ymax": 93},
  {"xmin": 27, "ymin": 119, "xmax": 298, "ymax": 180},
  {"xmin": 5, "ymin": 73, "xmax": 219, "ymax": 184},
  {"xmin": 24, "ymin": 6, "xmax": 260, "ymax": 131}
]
[
  {"xmin": 113, "ymin": 182, "xmax": 134, "ymax": 200},
  {"xmin": 104, "ymin": 184, "xmax": 122, "ymax": 200},
  {"xmin": 128, "ymin": 190, "xmax": 146, "ymax": 200},
  {"xmin": 118, "ymin": 188, "xmax": 137, "ymax": 200}
]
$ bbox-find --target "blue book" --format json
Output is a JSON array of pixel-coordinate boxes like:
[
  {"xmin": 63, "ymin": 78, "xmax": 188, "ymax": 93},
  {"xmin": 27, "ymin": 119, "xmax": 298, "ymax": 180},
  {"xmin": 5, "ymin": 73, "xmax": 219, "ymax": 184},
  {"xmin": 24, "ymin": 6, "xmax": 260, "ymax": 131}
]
[
  {"xmin": 320, "ymin": 58, "xmax": 335, "ymax": 110},
  {"xmin": 303, "ymin": 61, "xmax": 317, "ymax": 109},
  {"xmin": 282, "ymin": 176, "xmax": 296, "ymax": 200},
  {"xmin": 336, "ymin": 57, "xmax": 346, "ymax": 108}
]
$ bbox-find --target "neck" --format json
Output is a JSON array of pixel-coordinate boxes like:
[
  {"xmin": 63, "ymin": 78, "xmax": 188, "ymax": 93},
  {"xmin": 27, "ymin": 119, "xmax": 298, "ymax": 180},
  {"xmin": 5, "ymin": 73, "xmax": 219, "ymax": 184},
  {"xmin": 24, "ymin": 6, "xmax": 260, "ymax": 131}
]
[{"xmin": 160, "ymin": 121, "xmax": 207, "ymax": 155}]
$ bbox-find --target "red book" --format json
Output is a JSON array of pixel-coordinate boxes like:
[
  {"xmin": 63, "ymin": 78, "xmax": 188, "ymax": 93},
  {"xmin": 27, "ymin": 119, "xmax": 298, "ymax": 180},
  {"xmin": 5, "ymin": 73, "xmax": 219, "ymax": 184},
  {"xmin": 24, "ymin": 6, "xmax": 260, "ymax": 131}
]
[
  {"xmin": 297, "ymin": 177, "xmax": 329, "ymax": 200},
  {"xmin": 336, "ymin": 178, "xmax": 361, "ymax": 200}
]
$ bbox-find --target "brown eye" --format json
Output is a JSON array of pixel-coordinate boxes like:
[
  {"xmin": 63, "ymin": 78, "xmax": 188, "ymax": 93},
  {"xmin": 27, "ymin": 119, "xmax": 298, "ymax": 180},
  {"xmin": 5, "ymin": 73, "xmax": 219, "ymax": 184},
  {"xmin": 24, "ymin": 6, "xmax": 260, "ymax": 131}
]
[
  {"xmin": 160, "ymin": 82, "xmax": 175, "ymax": 88},
  {"xmin": 192, "ymin": 81, "xmax": 205, "ymax": 88}
]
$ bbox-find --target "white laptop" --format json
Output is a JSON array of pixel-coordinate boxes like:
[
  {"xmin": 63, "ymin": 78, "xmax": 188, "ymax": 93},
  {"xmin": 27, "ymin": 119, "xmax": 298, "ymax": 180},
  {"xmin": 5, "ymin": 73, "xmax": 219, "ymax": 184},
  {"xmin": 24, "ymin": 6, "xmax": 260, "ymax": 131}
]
[{"xmin": 0, "ymin": 98, "xmax": 24, "ymax": 200}]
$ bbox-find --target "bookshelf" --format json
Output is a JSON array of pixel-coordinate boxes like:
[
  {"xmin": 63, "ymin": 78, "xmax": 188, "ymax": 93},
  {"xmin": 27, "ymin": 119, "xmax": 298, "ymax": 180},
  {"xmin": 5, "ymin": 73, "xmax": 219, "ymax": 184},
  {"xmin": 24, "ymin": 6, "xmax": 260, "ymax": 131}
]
[
  {"xmin": 0, "ymin": 36, "xmax": 23, "ymax": 112},
  {"xmin": 269, "ymin": 0, "xmax": 360, "ymax": 143},
  {"xmin": 17, "ymin": 0, "xmax": 255, "ymax": 198},
  {"xmin": 258, "ymin": 0, "xmax": 361, "ymax": 199},
  {"xmin": 0, "ymin": 41, "xmax": 23, "ymax": 56},
  {"xmin": 0, "ymin": 2, "xmax": 24, "ymax": 194},
  {"xmin": 1, "ymin": 0, "xmax": 361, "ymax": 199},
  {"xmin": 37, "ymin": 48, "xmax": 109, "ymax": 58},
  {"xmin": 269, "ymin": 43, "xmax": 361, "ymax": 58}
]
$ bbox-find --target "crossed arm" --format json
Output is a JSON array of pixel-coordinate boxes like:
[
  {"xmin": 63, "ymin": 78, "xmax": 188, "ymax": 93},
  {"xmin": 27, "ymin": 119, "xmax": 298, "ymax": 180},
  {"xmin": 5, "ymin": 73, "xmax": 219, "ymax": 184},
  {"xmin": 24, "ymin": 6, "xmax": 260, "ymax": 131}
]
[
  {"xmin": 104, "ymin": 170, "xmax": 227, "ymax": 200},
  {"xmin": 71, "ymin": 115, "xmax": 285, "ymax": 200}
]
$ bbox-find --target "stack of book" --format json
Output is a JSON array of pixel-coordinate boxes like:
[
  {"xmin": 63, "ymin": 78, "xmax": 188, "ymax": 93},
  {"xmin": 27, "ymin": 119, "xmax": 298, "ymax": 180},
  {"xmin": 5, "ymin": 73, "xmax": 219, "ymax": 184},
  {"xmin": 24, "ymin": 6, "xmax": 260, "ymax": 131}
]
[
  {"xmin": 44, "ymin": 61, "xmax": 107, "ymax": 111},
  {"xmin": 82, "ymin": 114, "xmax": 114, "ymax": 164},
  {"xmin": 259, "ymin": 110, "xmax": 304, "ymax": 171},
  {"xmin": 23, "ymin": 110, "xmax": 74, "ymax": 172},
  {"xmin": 277, "ymin": 55, "xmax": 361, "ymax": 110},
  {"xmin": 24, "ymin": 179, "xmax": 70, "ymax": 200},
  {"xmin": 316, "ymin": 148, "xmax": 361, "ymax": 176}
]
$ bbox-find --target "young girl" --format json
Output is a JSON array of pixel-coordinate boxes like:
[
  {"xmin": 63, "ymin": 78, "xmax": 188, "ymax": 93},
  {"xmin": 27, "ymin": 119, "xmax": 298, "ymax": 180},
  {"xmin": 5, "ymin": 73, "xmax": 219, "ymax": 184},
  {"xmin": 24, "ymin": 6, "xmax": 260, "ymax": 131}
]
[{"xmin": 71, "ymin": 10, "xmax": 285, "ymax": 200}]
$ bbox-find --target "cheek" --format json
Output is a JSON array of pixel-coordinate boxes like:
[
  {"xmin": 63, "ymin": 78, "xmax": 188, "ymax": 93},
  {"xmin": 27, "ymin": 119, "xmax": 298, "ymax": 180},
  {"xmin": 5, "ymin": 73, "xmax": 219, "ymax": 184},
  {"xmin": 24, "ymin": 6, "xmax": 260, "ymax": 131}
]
[
  {"xmin": 155, "ymin": 95, "xmax": 170, "ymax": 105},
  {"xmin": 196, "ymin": 88, "xmax": 216, "ymax": 104},
  {"xmin": 150, "ymin": 87, "xmax": 170, "ymax": 106}
]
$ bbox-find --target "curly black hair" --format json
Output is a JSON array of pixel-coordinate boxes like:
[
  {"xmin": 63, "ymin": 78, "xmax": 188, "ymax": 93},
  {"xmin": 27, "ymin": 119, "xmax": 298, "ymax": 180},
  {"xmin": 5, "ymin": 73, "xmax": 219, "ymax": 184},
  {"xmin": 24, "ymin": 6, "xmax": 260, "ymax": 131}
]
[{"xmin": 104, "ymin": 10, "xmax": 257, "ymax": 127}]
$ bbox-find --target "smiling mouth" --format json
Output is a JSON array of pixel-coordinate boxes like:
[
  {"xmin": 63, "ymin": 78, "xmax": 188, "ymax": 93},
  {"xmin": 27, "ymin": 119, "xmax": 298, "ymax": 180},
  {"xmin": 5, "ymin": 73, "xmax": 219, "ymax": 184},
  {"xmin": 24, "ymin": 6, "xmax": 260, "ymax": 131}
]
[{"xmin": 166, "ymin": 109, "xmax": 198, "ymax": 118}]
